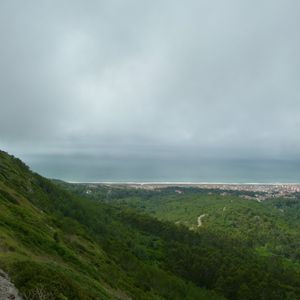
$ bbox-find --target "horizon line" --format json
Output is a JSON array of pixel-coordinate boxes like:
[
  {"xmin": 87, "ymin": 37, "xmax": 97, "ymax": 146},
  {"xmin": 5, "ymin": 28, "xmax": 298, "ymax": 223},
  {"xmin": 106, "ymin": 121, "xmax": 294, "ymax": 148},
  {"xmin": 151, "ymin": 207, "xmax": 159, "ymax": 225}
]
[{"xmin": 65, "ymin": 181, "xmax": 300, "ymax": 185}]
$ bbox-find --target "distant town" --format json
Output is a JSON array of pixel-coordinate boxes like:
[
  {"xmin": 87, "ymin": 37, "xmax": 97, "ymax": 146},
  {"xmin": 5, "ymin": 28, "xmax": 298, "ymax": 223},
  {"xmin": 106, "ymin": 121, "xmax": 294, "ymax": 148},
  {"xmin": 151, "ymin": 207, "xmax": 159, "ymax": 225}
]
[{"xmin": 100, "ymin": 183, "xmax": 300, "ymax": 201}]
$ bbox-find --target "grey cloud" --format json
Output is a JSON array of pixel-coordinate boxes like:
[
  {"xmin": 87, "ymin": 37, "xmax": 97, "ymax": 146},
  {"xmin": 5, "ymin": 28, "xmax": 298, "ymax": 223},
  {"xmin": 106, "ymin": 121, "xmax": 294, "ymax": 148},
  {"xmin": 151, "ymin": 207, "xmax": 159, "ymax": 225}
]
[{"xmin": 1, "ymin": 0, "xmax": 300, "ymax": 180}]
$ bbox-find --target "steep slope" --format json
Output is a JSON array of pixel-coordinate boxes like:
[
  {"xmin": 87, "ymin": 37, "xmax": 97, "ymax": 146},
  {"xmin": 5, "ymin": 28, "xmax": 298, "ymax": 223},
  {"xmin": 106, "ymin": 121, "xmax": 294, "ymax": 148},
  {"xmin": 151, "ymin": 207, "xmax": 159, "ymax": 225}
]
[
  {"xmin": 0, "ymin": 151, "xmax": 123, "ymax": 299},
  {"xmin": 0, "ymin": 150, "xmax": 223, "ymax": 300}
]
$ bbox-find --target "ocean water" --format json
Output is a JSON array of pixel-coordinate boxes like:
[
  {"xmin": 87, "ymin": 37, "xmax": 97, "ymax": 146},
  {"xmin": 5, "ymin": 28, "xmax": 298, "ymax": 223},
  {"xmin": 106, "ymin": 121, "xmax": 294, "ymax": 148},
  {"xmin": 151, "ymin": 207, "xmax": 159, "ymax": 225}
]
[{"xmin": 22, "ymin": 154, "xmax": 300, "ymax": 183}]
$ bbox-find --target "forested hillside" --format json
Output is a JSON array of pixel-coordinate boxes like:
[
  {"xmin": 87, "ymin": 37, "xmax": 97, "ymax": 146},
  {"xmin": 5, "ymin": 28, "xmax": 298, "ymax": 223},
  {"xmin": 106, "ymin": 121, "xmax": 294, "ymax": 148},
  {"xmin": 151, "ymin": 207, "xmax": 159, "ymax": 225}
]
[
  {"xmin": 0, "ymin": 150, "xmax": 223, "ymax": 299},
  {"xmin": 1, "ymin": 150, "xmax": 300, "ymax": 299},
  {"xmin": 100, "ymin": 188, "xmax": 300, "ymax": 261},
  {"xmin": 58, "ymin": 185, "xmax": 300, "ymax": 299}
]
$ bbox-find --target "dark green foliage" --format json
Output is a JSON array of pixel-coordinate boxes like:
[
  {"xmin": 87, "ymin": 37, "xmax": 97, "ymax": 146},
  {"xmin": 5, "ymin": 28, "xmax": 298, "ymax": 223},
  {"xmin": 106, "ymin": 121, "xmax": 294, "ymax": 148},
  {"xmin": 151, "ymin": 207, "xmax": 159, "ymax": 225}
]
[
  {"xmin": 10, "ymin": 261, "xmax": 89, "ymax": 300},
  {"xmin": 120, "ymin": 210, "xmax": 300, "ymax": 299},
  {"xmin": 70, "ymin": 182, "xmax": 300, "ymax": 299},
  {"xmin": 0, "ymin": 188, "xmax": 19, "ymax": 204}
]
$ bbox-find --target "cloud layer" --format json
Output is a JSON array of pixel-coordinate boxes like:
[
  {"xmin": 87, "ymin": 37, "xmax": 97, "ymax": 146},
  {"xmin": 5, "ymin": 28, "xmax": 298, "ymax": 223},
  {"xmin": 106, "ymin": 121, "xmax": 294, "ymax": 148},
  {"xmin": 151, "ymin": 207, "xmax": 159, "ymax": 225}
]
[{"xmin": 1, "ymin": 1, "xmax": 300, "ymax": 180}]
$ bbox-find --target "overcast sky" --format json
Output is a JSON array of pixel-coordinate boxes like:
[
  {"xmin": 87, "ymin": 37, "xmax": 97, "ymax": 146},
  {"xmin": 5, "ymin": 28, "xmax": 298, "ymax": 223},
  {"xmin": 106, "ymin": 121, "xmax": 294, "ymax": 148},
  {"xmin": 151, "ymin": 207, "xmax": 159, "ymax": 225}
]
[{"xmin": 1, "ymin": 1, "xmax": 300, "ymax": 181}]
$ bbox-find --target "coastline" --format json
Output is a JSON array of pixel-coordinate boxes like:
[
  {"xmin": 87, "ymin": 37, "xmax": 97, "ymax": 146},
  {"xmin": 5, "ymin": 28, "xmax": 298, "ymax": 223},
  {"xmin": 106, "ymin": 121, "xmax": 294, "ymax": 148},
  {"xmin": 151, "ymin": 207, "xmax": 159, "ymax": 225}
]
[{"xmin": 67, "ymin": 181, "xmax": 300, "ymax": 185}]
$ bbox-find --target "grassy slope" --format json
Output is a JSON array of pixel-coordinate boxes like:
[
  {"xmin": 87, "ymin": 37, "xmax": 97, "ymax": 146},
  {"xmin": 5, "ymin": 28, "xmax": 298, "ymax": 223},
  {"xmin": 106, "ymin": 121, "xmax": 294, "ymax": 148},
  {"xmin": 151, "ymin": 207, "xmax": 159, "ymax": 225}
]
[
  {"xmin": 0, "ymin": 150, "xmax": 223, "ymax": 300},
  {"xmin": 0, "ymin": 152, "xmax": 124, "ymax": 299}
]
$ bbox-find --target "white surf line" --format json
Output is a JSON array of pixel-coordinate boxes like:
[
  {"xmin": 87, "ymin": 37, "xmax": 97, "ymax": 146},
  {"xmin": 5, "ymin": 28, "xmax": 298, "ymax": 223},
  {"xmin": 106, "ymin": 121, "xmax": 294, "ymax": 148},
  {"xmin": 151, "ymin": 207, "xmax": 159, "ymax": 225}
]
[
  {"xmin": 197, "ymin": 214, "xmax": 206, "ymax": 227},
  {"xmin": 67, "ymin": 181, "xmax": 300, "ymax": 185}
]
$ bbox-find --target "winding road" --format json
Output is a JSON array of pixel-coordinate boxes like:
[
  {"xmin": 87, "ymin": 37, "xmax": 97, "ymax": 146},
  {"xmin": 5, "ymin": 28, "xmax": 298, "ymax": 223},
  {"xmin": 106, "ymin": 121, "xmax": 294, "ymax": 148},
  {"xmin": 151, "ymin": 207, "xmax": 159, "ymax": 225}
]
[{"xmin": 197, "ymin": 214, "xmax": 206, "ymax": 227}]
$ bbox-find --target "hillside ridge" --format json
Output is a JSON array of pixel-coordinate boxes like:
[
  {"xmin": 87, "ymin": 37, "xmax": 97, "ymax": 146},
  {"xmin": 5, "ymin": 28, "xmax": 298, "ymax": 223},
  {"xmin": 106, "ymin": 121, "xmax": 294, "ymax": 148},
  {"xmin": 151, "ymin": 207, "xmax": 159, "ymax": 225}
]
[{"xmin": 0, "ymin": 150, "xmax": 224, "ymax": 299}]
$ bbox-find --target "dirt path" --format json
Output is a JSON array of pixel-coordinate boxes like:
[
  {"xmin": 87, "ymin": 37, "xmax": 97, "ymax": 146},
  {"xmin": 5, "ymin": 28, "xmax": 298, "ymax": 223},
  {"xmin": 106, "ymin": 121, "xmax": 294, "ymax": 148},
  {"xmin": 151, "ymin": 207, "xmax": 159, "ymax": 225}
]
[
  {"xmin": 197, "ymin": 214, "xmax": 206, "ymax": 227},
  {"xmin": 0, "ymin": 269, "xmax": 23, "ymax": 300}
]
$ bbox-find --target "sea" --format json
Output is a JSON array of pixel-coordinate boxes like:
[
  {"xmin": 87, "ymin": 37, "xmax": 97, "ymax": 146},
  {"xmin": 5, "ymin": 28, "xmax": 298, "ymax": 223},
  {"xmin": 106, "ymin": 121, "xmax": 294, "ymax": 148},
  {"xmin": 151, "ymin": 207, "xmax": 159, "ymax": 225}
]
[{"xmin": 22, "ymin": 154, "xmax": 300, "ymax": 184}]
